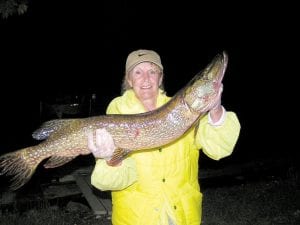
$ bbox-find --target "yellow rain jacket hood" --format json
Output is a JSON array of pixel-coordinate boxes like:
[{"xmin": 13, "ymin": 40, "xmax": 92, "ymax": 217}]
[{"xmin": 91, "ymin": 89, "xmax": 240, "ymax": 225}]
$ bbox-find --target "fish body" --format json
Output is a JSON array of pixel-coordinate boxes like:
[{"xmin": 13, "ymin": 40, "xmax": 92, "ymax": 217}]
[{"xmin": 0, "ymin": 51, "xmax": 228, "ymax": 190}]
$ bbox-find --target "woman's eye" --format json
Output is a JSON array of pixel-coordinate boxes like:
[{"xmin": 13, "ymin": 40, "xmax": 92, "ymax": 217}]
[
  {"xmin": 132, "ymin": 71, "xmax": 142, "ymax": 77},
  {"xmin": 149, "ymin": 70, "xmax": 158, "ymax": 75}
]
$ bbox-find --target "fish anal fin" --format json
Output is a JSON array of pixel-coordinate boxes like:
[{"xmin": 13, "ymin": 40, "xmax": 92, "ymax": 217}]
[
  {"xmin": 107, "ymin": 148, "xmax": 131, "ymax": 167},
  {"xmin": 44, "ymin": 156, "xmax": 76, "ymax": 168}
]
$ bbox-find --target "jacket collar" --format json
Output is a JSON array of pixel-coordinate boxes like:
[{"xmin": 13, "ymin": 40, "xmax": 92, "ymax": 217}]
[{"xmin": 119, "ymin": 89, "xmax": 170, "ymax": 114}]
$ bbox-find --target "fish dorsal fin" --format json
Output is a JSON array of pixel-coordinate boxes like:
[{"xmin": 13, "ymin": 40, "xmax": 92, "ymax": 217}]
[
  {"xmin": 43, "ymin": 155, "xmax": 76, "ymax": 168},
  {"xmin": 107, "ymin": 148, "xmax": 131, "ymax": 166},
  {"xmin": 32, "ymin": 119, "xmax": 75, "ymax": 140}
]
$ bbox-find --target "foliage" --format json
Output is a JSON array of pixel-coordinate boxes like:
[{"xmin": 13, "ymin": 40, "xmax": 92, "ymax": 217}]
[{"xmin": 0, "ymin": 0, "xmax": 28, "ymax": 19}]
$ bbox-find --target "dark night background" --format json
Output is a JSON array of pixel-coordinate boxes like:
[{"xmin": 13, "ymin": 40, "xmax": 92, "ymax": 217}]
[{"xmin": 0, "ymin": 1, "xmax": 297, "ymax": 171}]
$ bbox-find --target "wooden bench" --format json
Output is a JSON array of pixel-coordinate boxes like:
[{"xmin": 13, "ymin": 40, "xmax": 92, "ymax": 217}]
[
  {"xmin": 42, "ymin": 166, "xmax": 112, "ymax": 217},
  {"xmin": 73, "ymin": 173, "xmax": 112, "ymax": 216}
]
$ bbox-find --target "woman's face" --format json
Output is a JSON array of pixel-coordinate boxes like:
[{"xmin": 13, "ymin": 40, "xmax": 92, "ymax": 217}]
[{"xmin": 127, "ymin": 62, "xmax": 162, "ymax": 102}]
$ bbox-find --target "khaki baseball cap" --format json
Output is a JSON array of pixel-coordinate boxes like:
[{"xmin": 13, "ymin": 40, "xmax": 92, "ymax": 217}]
[{"xmin": 125, "ymin": 49, "xmax": 163, "ymax": 73}]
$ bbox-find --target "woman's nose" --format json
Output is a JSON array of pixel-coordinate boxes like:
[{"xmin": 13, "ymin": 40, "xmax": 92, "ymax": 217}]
[{"xmin": 143, "ymin": 73, "xmax": 151, "ymax": 82}]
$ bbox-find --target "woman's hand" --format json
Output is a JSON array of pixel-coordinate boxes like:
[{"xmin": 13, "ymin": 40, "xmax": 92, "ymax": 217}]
[{"xmin": 87, "ymin": 128, "xmax": 116, "ymax": 160}]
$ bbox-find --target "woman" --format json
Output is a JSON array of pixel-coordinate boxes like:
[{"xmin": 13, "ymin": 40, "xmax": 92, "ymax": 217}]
[{"xmin": 88, "ymin": 49, "xmax": 240, "ymax": 224}]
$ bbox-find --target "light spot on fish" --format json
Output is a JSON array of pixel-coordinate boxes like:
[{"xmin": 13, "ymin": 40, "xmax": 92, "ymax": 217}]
[
  {"xmin": 167, "ymin": 112, "xmax": 181, "ymax": 125},
  {"xmin": 191, "ymin": 99, "xmax": 202, "ymax": 109}
]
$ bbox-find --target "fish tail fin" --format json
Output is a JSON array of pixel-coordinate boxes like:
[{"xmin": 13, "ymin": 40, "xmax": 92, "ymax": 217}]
[
  {"xmin": 107, "ymin": 148, "xmax": 131, "ymax": 166},
  {"xmin": 0, "ymin": 147, "xmax": 40, "ymax": 191}
]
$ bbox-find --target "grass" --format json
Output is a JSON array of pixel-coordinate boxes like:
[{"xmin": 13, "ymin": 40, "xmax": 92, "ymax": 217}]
[
  {"xmin": 1, "ymin": 173, "xmax": 299, "ymax": 225},
  {"xmin": 202, "ymin": 177, "xmax": 299, "ymax": 225},
  {"xmin": 0, "ymin": 201, "xmax": 111, "ymax": 225}
]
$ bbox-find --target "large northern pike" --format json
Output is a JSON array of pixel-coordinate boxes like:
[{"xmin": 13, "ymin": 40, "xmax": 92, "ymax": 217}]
[{"xmin": 0, "ymin": 51, "xmax": 228, "ymax": 190}]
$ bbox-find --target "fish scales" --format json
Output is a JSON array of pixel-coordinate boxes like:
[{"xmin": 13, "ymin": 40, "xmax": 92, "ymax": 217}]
[{"xmin": 0, "ymin": 51, "xmax": 228, "ymax": 190}]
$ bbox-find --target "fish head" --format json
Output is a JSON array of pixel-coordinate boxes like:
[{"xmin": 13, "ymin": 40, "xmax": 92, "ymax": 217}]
[{"xmin": 183, "ymin": 51, "xmax": 228, "ymax": 113}]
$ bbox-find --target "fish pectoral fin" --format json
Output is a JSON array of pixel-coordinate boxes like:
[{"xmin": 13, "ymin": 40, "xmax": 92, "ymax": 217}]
[
  {"xmin": 107, "ymin": 148, "xmax": 131, "ymax": 166},
  {"xmin": 43, "ymin": 156, "xmax": 76, "ymax": 168}
]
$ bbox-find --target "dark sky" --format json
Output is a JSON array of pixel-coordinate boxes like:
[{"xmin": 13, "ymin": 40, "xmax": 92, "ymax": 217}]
[{"xmin": 0, "ymin": 1, "xmax": 297, "ymax": 162}]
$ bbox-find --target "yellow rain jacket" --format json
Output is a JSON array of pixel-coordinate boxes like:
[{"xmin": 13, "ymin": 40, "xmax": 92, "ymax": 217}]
[{"xmin": 91, "ymin": 89, "xmax": 240, "ymax": 225}]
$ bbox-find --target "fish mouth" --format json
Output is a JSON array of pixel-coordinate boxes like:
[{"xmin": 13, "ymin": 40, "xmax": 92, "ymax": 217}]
[
  {"xmin": 211, "ymin": 51, "xmax": 228, "ymax": 93},
  {"xmin": 204, "ymin": 52, "xmax": 228, "ymax": 111},
  {"xmin": 220, "ymin": 51, "xmax": 228, "ymax": 81},
  {"xmin": 215, "ymin": 51, "xmax": 228, "ymax": 85}
]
